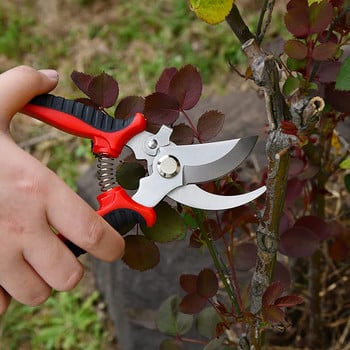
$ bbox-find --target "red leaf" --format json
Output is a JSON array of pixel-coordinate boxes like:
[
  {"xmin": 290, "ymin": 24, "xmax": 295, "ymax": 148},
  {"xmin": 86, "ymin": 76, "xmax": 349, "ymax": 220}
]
[
  {"xmin": 275, "ymin": 295, "xmax": 305, "ymax": 307},
  {"xmin": 203, "ymin": 219, "xmax": 222, "ymax": 241},
  {"xmin": 285, "ymin": 177, "xmax": 305, "ymax": 204},
  {"xmin": 294, "ymin": 215, "xmax": 331, "ymax": 241},
  {"xmin": 285, "ymin": 7, "xmax": 310, "ymax": 38},
  {"xmin": 196, "ymin": 268, "xmax": 218, "ymax": 298},
  {"xmin": 281, "ymin": 120, "xmax": 298, "ymax": 135},
  {"xmin": 279, "ymin": 226, "xmax": 320, "ymax": 258},
  {"xmin": 312, "ymin": 42, "xmax": 338, "ymax": 61},
  {"xmin": 156, "ymin": 67, "xmax": 178, "ymax": 94},
  {"xmin": 262, "ymin": 305, "xmax": 286, "ymax": 324},
  {"xmin": 262, "ymin": 281, "xmax": 284, "ymax": 306},
  {"xmin": 170, "ymin": 124, "xmax": 194, "ymax": 145},
  {"xmin": 144, "ymin": 92, "xmax": 180, "ymax": 125},
  {"xmin": 122, "ymin": 235, "xmax": 160, "ymax": 271},
  {"xmin": 197, "ymin": 110, "xmax": 225, "ymax": 141},
  {"xmin": 114, "ymin": 96, "xmax": 145, "ymax": 120},
  {"xmin": 179, "ymin": 274, "xmax": 197, "ymax": 294},
  {"xmin": 169, "ymin": 64, "xmax": 202, "ymax": 110},
  {"xmin": 309, "ymin": 0, "xmax": 334, "ymax": 34},
  {"xmin": 189, "ymin": 229, "xmax": 203, "ymax": 248},
  {"xmin": 284, "ymin": 40, "xmax": 308, "ymax": 60},
  {"xmin": 317, "ymin": 62, "xmax": 342, "ymax": 83},
  {"xmin": 87, "ymin": 72, "xmax": 119, "ymax": 108},
  {"xmin": 329, "ymin": 237, "xmax": 349, "ymax": 261},
  {"xmin": 287, "ymin": 0, "xmax": 308, "ymax": 11},
  {"xmin": 71, "ymin": 71, "xmax": 93, "ymax": 95},
  {"xmin": 179, "ymin": 293, "xmax": 207, "ymax": 314},
  {"xmin": 233, "ymin": 242, "xmax": 258, "ymax": 271}
]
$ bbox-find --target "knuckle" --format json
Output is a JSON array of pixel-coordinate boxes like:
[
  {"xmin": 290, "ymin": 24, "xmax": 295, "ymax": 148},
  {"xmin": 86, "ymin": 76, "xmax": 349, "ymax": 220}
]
[{"xmin": 82, "ymin": 217, "xmax": 105, "ymax": 250}]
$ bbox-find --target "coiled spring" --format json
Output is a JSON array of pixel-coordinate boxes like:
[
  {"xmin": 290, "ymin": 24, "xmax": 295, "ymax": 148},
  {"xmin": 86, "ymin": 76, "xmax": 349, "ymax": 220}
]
[{"xmin": 97, "ymin": 155, "xmax": 116, "ymax": 192}]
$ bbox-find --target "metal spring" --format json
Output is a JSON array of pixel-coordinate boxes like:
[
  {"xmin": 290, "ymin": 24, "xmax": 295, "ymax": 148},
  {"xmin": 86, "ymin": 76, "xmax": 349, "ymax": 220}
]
[{"xmin": 97, "ymin": 155, "xmax": 116, "ymax": 192}]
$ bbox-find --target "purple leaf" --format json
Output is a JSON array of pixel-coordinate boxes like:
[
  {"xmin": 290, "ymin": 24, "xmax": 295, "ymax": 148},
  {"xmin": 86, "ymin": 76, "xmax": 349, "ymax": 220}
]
[
  {"xmin": 197, "ymin": 110, "xmax": 225, "ymax": 141},
  {"xmin": 114, "ymin": 96, "xmax": 145, "ymax": 120},
  {"xmin": 196, "ymin": 268, "xmax": 218, "ymax": 298},
  {"xmin": 179, "ymin": 293, "xmax": 207, "ymax": 315},
  {"xmin": 312, "ymin": 42, "xmax": 338, "ymax": 61},
  {"xmin": 284, "ymin": 39, "xmax": 308, "ymax": 60},
  {"xmin": 275, "ymin": 295, "xmax": 304, "ymax": 307},
  {"xmin": 273, "ymin": 261, "xmax": 292, "ymax": 288},
  {"xmin": 294, "ymin": 215, "xmax": 331, "ymax": 240},
  {"xmin": 180, "ymin": 274, "xmax": 197, "ymax": 294},
  {"xmin": 170, "ymin": 124, "xmax": 194, "ymax": 145},
  {"xmin": 325, "ymin": 83, "xmax": 350, "ymax": 112},
  {"xmin": 309, "ymin": 0, "xmax": 334, "ymax": 34},
  {"xmin": 233, "ymin": 242, "xmax": 258, "ymax": 271},
  {"xmin": 122, "ymin": 235, "xmax": 160, "ymax": 271},
  {"xmin": 262, "ymin": 281, "xmax": 284, "ymax": 306},
  {"xmin": 144, "ymin": 92, "xmax": 180, "ymax": 125},
  {"xmin": 71, "ymin": 71, "xmax": 93, "ymax": 95},
  {"xmin": 156, "ymin": 67, "xmax": 178, "ymax": 94},
  {"xmin": 169, "ymin": 64, "xmax": 202, "ymax": 110},
  {"xmin": 317, "ymin": 61, "xmax": 342, "ymax": 83},
  {"xmin": 262, "ymin": 305, "xmax": 286, "ymax": 324},
  {"xmin": 279, "ymin": 226, "xmax": 320, "ymax": 257},
  {"xmin": 285, "ymin": 6, "xmax": 310, "ymax": 38},
  {"xmin": 87, "ymin": 72, "xmax": 119, "ymax": 108}
]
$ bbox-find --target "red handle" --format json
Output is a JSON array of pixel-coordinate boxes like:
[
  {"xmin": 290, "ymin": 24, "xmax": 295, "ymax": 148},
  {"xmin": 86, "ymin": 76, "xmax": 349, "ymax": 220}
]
[{"xmin": 22, "ymin": 94, "xmax": 146, "ymax": 157}]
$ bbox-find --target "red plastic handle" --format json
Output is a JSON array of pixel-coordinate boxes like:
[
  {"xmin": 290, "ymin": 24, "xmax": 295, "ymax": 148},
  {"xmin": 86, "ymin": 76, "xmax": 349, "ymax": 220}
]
[{"xmin": 22, "ymin": 94, "xmax": 146, "ymax": 157}]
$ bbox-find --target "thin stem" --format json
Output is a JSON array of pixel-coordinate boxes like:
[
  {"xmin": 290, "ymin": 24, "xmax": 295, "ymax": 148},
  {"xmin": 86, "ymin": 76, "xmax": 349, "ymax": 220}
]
[
  {"xmin": 256, "ymin": 0, "xmax": 269, "ymax": 40},
  {"xmin": 256, "ymin": 0, "xmax": 276, "ymax": 44},
  {"xmin": 194, "ymin": 209, "xmax": 242, "ymax": 316}
]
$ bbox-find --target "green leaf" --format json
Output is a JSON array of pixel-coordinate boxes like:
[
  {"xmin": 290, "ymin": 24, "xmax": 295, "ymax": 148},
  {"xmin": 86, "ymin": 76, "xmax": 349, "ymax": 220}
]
[
  {"xmin": 203, "ymin": 336, "xmax": 224, "ymax": 350},
  {"xmin": 196, "ymin": 307, "xmax": 221, "ymax": 338},
  {"xmin": 116, "ymin": 162, "xmax": 146, "ymax": 190},
  {"xmin": 283, "ymin": 76, "xmax": 300, "ymax": 96},
  {"xmin": 160, "ymin": 339, "xmax": 185, "ymax": 350},
  {"xmin": 156, "ymin": 295, "xmax": 194, "ymax": 336},
  {"xmin": 141, "ymin": 201, "xmax": 185, "ymax": 242},
  {"xmin": 336, "ymin": 56, "xmax": 350, "ymax": 91},
  {"xmin": 340, "ymin": 158, "xmax": 350, "ymax": 169},
  {"xmin": 345, "ymin": 174, "xmax": 350, "ymax": 193},
  {"xmin": 189, "ymin": 0, "xmax": 234, "ymax": 25}
]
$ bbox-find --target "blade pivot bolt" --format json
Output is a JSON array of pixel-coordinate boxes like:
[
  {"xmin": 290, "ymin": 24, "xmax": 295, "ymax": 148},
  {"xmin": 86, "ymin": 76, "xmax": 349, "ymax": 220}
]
[{"xmin": 157, "ymin": 155, "xmax": 180, "ymax": 178}]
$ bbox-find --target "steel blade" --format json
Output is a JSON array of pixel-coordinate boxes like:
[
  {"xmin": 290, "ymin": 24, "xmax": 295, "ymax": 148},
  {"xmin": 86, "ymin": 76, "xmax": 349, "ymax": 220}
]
[
  {"xmin": 180, "ymin": 136, "xmax": 258, "ymax": 184},
  {"xmin": 167, "ymin": 184, "xmax": 266, "ymax": 210}
]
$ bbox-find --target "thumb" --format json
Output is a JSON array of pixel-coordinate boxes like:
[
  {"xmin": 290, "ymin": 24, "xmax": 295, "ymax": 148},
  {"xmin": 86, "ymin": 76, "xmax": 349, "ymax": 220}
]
[{"xmin": 0, "ymin": 65, "xmax": 59, "ymax": 131}]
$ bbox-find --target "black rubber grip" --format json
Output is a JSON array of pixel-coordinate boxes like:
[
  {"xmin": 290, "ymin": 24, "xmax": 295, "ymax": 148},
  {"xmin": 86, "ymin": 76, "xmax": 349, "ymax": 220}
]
[
  {"xmin": 103, "ymin": 208, "xmax": 146, "ymax": 233},
  {"xmin": 30, "ymin": 94, "xmax": 133, "ymax": 132}
]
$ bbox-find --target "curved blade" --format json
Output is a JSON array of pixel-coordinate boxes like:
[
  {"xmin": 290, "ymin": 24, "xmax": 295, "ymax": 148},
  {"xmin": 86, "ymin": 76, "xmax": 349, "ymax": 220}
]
[
  {"xmin": 169, "ymin": 136, "xmax": 258, "ymax": 184},
  {"xmin": 167, "ymin": 184, "xmax": 266, "ymax": 210}
]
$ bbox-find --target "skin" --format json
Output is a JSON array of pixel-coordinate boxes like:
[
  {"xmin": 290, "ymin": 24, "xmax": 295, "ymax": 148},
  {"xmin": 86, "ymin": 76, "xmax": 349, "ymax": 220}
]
[{"xmin": 0, "ymin": 65, "xmax": 125, "ymax": 314}]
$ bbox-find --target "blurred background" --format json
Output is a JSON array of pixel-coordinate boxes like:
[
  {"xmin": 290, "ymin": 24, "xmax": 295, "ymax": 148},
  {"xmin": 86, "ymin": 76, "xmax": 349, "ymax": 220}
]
[{"xmin": 0, "ymin": 0, "xmax": 279, "ymax": 348}]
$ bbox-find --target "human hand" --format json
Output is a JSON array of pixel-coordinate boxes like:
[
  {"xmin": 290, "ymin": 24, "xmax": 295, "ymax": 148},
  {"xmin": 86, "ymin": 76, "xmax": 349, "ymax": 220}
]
[{"xmin": 0, "ymin": 66, "xmax": 125, "ymax": 314}]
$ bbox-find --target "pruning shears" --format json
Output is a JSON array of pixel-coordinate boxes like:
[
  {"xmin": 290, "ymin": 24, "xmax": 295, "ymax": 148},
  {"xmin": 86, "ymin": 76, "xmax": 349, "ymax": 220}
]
[{"xmin": 22, "ymin": 94, "xmax": 266, "ymax": 255}]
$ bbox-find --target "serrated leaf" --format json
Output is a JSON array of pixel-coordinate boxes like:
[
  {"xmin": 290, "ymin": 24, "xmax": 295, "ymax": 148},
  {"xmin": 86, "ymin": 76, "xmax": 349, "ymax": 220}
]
[
  {"xmin": 141, "ymin": 201, "xmax": 185, "ymax": 242},
  {"xmin": 336, "ymin": 56, "xmax": 350, "ymax": 91},
  {"xmin": 170, "ymin": 124, "xmax": 194, "ymax": 145},
  {"xmin": 196, "ymin": 268, "xmax": 218, "ymax": 298},
  {"xmin": 345, "ymin": 174, "xmax": 350, "ymax": 192},
  {"xmin": 144, "ymin": 92, "xmax": 180, "ymax": 125},
  {"xmin": 283, "ymin": 76, "xmax": 301, "ymax": 96},
  {"xmin": 312, "ymin": 42, "xmax": 338, "ymax": 61},
  {"xmin": 179, "ymin": 293, "xmax": 207, "ymax": 314},
  {"xmin": 169, "ymin": 65, "xmax": 202, "ymax": 110},
  {"xmin": 71, "ymin": 71, "xmax": 93, "ymax": 95},
  {"xmin": 116, "ymin": 162, "xmax": 146, "ymax": 190},
  {"xmin": 114, "ymin": 96, "xmax": 145, "ymax": 120},
  {"xmin": 233, "ymin": 242, "xmax": 258, "ymax": 271},
  {"xmin": 156, "ymin": 295, "xmax": 193, "ymax": 337},
  {"xmin": 160, "ymin": 339, "xmax": 185, "ymax": 350},
  {"xmin": 179, "ymin": 274, "xmax": 198, "ymax": 294},
  {"xmin": 275, "ymin": 295, "xmax": 304, "ymax": 307},
  {"xmin": 197, "ymin": 110, "xmax": 225, "ymax": 141},
  {"xmin": 156, "ymin": 67, "xmax": 178, "ymax": 94},
  {"xmin": 87, "ymin": 72, "xmax": 119, "ymax": 108},
  {"xmin": 122, "ymin": 235, "xmax": 160, "ymax": 271},
  {"xmin": 284, "ymin": 40, "xmax": 308, "ymax": 60},
  {"xmin": 196, "ymin": 307, "xmax": 221, "ymax": 338},
  {"xmin": 262, "ymin": 281, "xmax": 284, "ymax": 306},
  {"xmin": 279, "ymin": 226, "xmax": 320, "ymax": 257},
  {"xmin": 189, "ymin": 0, "xmax": 234, "ymax": 25}
]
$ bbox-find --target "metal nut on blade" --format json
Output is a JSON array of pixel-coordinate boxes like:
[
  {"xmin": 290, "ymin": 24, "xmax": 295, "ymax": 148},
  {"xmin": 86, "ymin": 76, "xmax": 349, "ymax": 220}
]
[{"xmin": 157, "ymin": 155, "xmax": 180, "ymax": 178}]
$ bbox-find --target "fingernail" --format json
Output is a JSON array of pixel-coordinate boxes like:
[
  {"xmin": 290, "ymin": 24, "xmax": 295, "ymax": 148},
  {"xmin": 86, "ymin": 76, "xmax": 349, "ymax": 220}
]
[{"xmin": 39, "ymin": 69, "xmax": 59, "ymax": 81}]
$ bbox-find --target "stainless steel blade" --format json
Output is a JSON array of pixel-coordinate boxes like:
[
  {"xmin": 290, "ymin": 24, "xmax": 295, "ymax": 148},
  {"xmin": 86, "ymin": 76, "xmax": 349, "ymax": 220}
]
[
  {"xmin": 180, "ymin": 136, "xmax": 258, "ymax": 184},
  {"xmin": 167, "ymin": 184, "xmax": 266, "ymax": 210}
]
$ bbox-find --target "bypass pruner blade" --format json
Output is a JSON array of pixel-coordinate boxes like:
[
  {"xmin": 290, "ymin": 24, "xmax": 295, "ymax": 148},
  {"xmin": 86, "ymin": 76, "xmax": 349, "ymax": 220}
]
[{"xmin": 22, "ymin": 94, "xmax": 266, "ymax": 255}]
